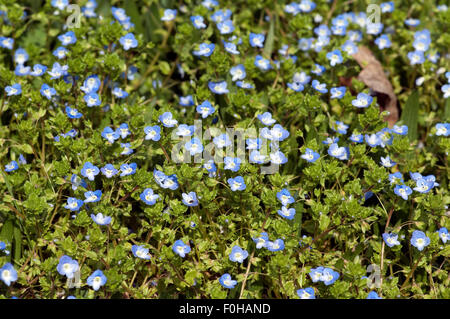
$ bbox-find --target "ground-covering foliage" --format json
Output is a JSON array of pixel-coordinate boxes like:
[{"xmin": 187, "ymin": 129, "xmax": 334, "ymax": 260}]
[{"xmin": 0, "ymin": 0, "xmax": 449, "ymax": 299}]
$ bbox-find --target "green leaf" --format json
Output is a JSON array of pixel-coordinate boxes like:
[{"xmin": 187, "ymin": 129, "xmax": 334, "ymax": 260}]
[
  {"xmin": 401, "ymin": 91, "xmax": 419, "ymax": 141},
  {"xmin": 263, "ymin": 18, "xmax": 274, "ymax": 58}
]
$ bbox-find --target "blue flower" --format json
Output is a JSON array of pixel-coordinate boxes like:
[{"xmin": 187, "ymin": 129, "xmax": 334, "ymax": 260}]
[
  {"xmin": 249, "ymin": 150, "xmax": 267, "ymax": 164},
  {"xmin": 320, "ymin": 268, "xmax": 340, "ymax": 285},
  {"xmin": 84, "ymin": 190, "xmax": 102, "ymax": 203},
  {"xmin": 161, "ymin": 9, "xmax": 177, "ymax": 21},
  {"xmin": 211, "ymin": 9, "xmax": 232, "ymax": 23},
  {"xmin": 333, "ymin": 121, "xmax": 349, "ymax": 134},
  {"xmin": 179, "ymin": 95, "xmax": 194, "ymax": 107},
  {"xmin": 120, "ymin": 143, "xmax": 134, "ymax": 155},
  {"xmin": 87, "ymin": 269, "xmax": 107, "ymax": 291},
  {"xmin": 100, "ymin": 164, "xmax": 118, "ymax": 178},
  {"xmin": 253, "ymin": 232, "xmax": 269, "ymax": 249},
  {"xmin": 382, "ymin": 233, "xmax": 401, "ymax": 247},
  {"xmin": 53, "ymin": 46, "xmax": 69, "ymax": 59},
  {"xmin": 388, "ymin": 172, "xmax": 403, "ymax": 185},
  {"xmin": 193, "ymin": 43, "xmax": 215, "ymax": 57},
  {"xmin": 47, "ymin": 62, "xmax": 68, "ymax": 80},
  {"xmin": 40, "ymin": 84, "xmax": 57, "ymax": 100},
  {"xmin": 70, "ymin": 174, "xmax": 87, "ymax": 190},
  {"xmin": 312, "ymin": 63, "xmax": 326, "ymax": 75},
  {"xmin": 14, "ymin": 64, "xmax": 30, "ymax": 76},
  {"xmin": 249, "ymin": 33, "xmax": 265, "ymax": 48},
  {"xmin": 246, "ymin": 138, "xmax": 262, "ymax": 150},
  {"xmin": 367, "ymin": 22, "xmax": 384, "ymax": 35},
  {"xmin": 159, "ymin": 111, "xmax": 178, "ymax": 127},
  {"xmin": 365, "ymin": 133, "xmax": 381, "ymax": 147},
  {"xmin": 349, "ymin": 132, "xmax": 363, "ymax": 143},
  {"xmin": 270, "ymin": 150, "xmax": 288, "ymax": 164},
  {"xmin": 301, "ymin": 148, "xmax": 320, "ymax": 163},
  {"xmin": 438, "ymin": 227, "xmax": 448, "ymax": 244},
  {"xmin": 172, "ymin": 240, "xmax": 191, "ymax": 258},
  {"xmin": 413, "ymin": 178, "xmax": 434, "ymax": 194},
  {"xmin": 341, "ymin": 40, "xmax": 358, "ymax": 54},
  {"xmin": 81, "ymin": 162, "xmax": 99, "ymax": 181},
  {"xmin": 91, "ymin": 213, "xmax": 112, "ymax": 226},
  {"xmin": 230, "ymin": 64, "xmax": 246, "ymax": 82},
  {"xmin": 309, "ymin": 267, "xmax": 324, "ymax": 282},
  {"xmin": 196, "ymin": 100, "xmax": 215, "ymax": 118},
  {"xmin": 119, "ymin": 33, "xmax": 138, "ymax": 50},
  {"xmin": 254, "ymin": 55, "xmax": 272, "ymax": 71},
  {"xmin": 229, "ymin": 245, "xmax": 248, "ymax": 263},
  {"xmin": 330, "ymin": 86, "xmax": 346, "ymax": 99},
  {"xmin": 14, "ymin": 48, "xmax": 28, "ymax": 64},
  {"xmin": 392, "ymin": 125, "xmax": 408, "ymax": 135},
  {"xmin": 380, "ymin": 156, "xmax": 396, "ymax": 168},
  {"xmin": 326, "ymin": 49, "xmax": 343, "ymax": 66},
  {"xmin": 314, "ymin": 25, "xmax": 330, "ymax": 37},
  {"xmin": 51, "ymin": 0, "xmax": 69, "ymax": 10},
  {"xmin": 323, "ymin": 136, "xmax": 339, "ymax": 145},
  {"xmin": 297, "ymin": 287, "xmax": 315, "ymax": 299},
  {"xmin": 328, "ymin": 143, "xmax": 349, "ymax": 160},
  {"xmin": 208, "ymin": 81, "xmax": 229, "ymax": 94},
  {"xmin": 5, "ymin": 83, "xmax": 21, "ymax": 96},
  {"xmin": 394, "ymin": 184, "xmax": 412, "ymax": 200},
  {"xmin": 223, "ymin": 41, "xmax": 240, "ymax": 55},
  {"xmin": 224, "ymin": 157, "xmax": 241, "ymax": 172},
  {"xmin": 185, "ymin": 138, "xmax": 204, "ymax": 156},
  {"xmin": 84, "ymin": 92, "xmax": 101, "ymax": 107},
  {"xmin": 277, "ymin": 189, "xmax": 294, "ymax": 206},
  {"xmin": 410, "ymin": 230, "xmax": 430, "ymax": 251},
  {"xmin": 144, "ymin": 125, "xmax": 161, "ymax": 141},
  {"xmin": 287, "ymin": 82, "xmax": 304, "ymax": 92},
  {"xmin": 219, "ymin": 273, "xmax": 237, "ymax": 289},
  {"xmin": 140, "ymin": 188, "xmax": 160, "ymax": 205},
  {"xmin": 217, "ymin": 20, "xmax": 234, "ymax": 34},
  {"xmin": 407, "ymin": 51, "xmax": 425, "ymax": 65},
  {"xmin": 182, "ymin": 192, "xmax": 199, "ymax": 207},
  {"xmin": 176, "ymin": 124, "xmax": 195, "ymax": 136},
  {"xmin": 64, "ymin": 197, "xmax": 84, "ymax": 211},
  {"xmin": 132, "ymin": 245, "xmax": 151, "ymax": 260},
  {"xmin": 120, "ymin": 163, "xmax": 137, "ymax": 177},
  {"xmin": 102, "ymin": 127, "xmax": 120, "ymax": 143},
  {"xmin": 375, "ymin": 34, "xmax": 391, "ymax": 49},
  {"xmin": 435, "ymin": 123, "xmax": 450, "ymax": 136},
  {"xmin": 377, "ymin": 128, "xmax": 393, "ymax": 147},
  {"xmin": 30, "ymin": 64, "xmax": 48, "ymax": 76},
  {"xmin": 227, "ymin": 176, "xmax": 246, "ymax": 191},
  {"xmin": 213, "ymin": 134, "xmax": 232, "ymax": 148},
  {"xmin": 191, "ymin": 15, "xmax": 206, "ymax": 29},
  {"xmin": 56, "ymin": 255, "xmax": 79, "ymax": 279},
  {"xmin": 311, "ymin": 79, "xmax": 327, "ymax": 93},
  {"xmin": 58, "ymin": 31, "xmax": 77, "ymax": 45},
  {"xmin": 367, "ymin": 291, "xmax": 382, "ymax": 299},
  {"xmin": 277, "ymin": 206, "xmax": 296, "ymax": 220},
  {"xmin": 352, "ymin": 93, "xmax": 373, "ymax": 108},
  {"xmin": 0, "ymin": 263, "xmax": 18, "ymax": 286},
  {"xmin": 81, "ymin": 75, "xmax": 101, "ymax": 93},
  {"xmin": 266, "ymin": 239, "xmax": 285, "ymax": 252},
  {"xmin": 4, "ymin": 160, "xmax": 18, "ymax": 172},
  {"xmin": 66, "ymin": 106, "xmax": 82, "ymax": 119},
  {"xmin": 299, "ymin": 0, "xmax": 316, "ymax": 12},
  {"xmin": 112, "ymin": 87, "xmax": 128, "ymax": 99},
  {"xmin": 236, "ymin": 81, "xmax": 254, "ymax": 89},
  {"xmin": 268, "ymin": 124, "xmax": 289, "ymax": 141},
  {"xmin": 203, "ymin": 160, "xmax": 217, "ymax": 173},
  {"xmin": 0, "ymin": 37, "xmax": 13, "ymax": 49}
]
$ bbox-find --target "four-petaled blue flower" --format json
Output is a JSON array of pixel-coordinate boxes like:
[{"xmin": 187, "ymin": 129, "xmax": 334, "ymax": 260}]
[
  {"xmin": 219, "ymin": 273, "xmax": 237, "ymax": 289},
  {"xmin": 172, "ymin": 239, "xmax": 191, "ymax": 258},
  {"xmin": 410, "ymin": 230, "xmax": 430, "ymax": 251},
  {"xmin": 87, "ymin": 269, "xmax": 107, "ymax": 291},
  {"xmin": 229, "ymin": 245, "xmax": 248, "ymax": 263}
]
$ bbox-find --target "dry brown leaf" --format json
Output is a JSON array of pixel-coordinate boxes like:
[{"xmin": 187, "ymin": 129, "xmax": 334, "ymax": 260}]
[{"xmin": 351, "ymin": 46, "xmax": 399, "ymax": 127}]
